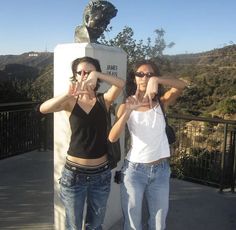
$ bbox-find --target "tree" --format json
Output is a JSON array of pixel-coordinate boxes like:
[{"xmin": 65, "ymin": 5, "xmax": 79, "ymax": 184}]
[
  {"xmin": 217, "ymin": 98, "xmax": 236, "ymax": 116},
  {"xmin": 99, "ymin": 26, "xmax": 175, "ymax": 69},
  {"xmin": 30, "ymin": 65, "xmax": 53, "ymax": 102},
  {"xmin": 145, "ymin": 29, "xmax": 175, "ymax": 58}
]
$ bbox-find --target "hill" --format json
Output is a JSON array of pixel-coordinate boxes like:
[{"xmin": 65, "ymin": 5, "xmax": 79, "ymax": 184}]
[
  {"xmin": 0, "ymin": 52, "xmax": 53, "ymax": 103},
  {"xmin": 167, "ymin": 44, "xmax": 236, "ymax": 67},
  {"xmin": 0, "ymin": 46, "xmax": 235, "ymax": 118},
  {"xmin": 0, "ymin": 52, "xmax": 53, "ymax": 71},
  {"xmin": 165, "ymin": 45, "xmax": 236, "ymax": 118}
]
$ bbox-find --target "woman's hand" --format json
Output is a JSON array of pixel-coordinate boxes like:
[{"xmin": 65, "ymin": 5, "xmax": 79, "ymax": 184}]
[
  {"xmin": 125, "ymin": 86, "xmax": 149, "ymax": 111},
  {"xmin": 68, "ymin": 71, "xmax": 98, "ymax": 98},
  {"xmin": 143, "ymin": 77, "xmax": 159, "ymax": 108},
  {"xmin": 79, "ymin": 71, "xmax": 98, "ymax": 98},
  {"xmin": 67, "ymin": 81, "xmax": 90, "ymax": 97},
  {"xmin": 80, "ymin": 71, "xmax": 97, "ymax": 91}
]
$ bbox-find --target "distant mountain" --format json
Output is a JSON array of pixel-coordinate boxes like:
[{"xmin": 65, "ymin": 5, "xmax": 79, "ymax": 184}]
[
  {"xmin": 0, "ymin": 52, "xmax": 53, "ymax": 103},
  {"xmin": 0, "ymin": 52, "xmax": 53, "ymax": 71},
  {"xmin": 1, "ymin": 45, "xmax": 235, "ymax": 71},
  {"xmin": 165, "ymin": 45, "xmax": 236, "ymax": 118},
  {"xmin": 167, "ymin": 44, "xmax": 236, "ymax": 67},
  {"xmin": 2, "ymin": 64, "xmax": 39, "ymax": 81},
  {"xmin": 0, "ymin": 46, "xmax": 235, "ymax": 118},
  {"xmin": 0, "ymin": 52, "xmax": 53, "ymax": 82}
]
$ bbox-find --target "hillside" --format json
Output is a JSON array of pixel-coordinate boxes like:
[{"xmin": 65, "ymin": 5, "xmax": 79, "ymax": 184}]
[
  {"xmin": 0, "ymin": 52, "xmax": 53, "ymax": 103},
  {"xmin": 167, "ymin": 44, "xmax": 236, "ymax": 66},
  {"xmin": 0, "ymin": 46, "xmax": 235, "ymax": 118},
  {"xmin": 165, "ymin": 45, "xmax": 236, "ymax": 118},
  {"xmin": 0, "ymin": 52, "xmax": 53, "ymax": 70}
]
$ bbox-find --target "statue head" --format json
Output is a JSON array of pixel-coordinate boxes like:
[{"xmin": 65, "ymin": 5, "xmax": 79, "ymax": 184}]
[{"xmin": 75, "ymin": 0, "xmax": 118, "ymax": 43}]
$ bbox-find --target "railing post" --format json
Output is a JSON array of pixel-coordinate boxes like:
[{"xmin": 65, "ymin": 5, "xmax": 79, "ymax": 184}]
[
  {"xmin": 231, "ymin": 129, "xmax": 236, "ymax": 193},
  {"xmin": 39, "ymin": 113, "xmax": 53, "ymax": 151},
  {"xmin": 39, "ymin": 115, "xmax": 47, "ymax": 151},
  {"xmin": 219, "ymin": 123, "xmax": 228, "ymax": 192}
]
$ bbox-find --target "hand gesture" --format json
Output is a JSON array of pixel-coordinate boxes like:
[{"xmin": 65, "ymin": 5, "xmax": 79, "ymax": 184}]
[
  {"xmin": 67, "ymin": 81, "xmax": 89, "ymax": 97},
  {"xmin": 143, "ymin": 77, "xmax": 159, "ymax": 108},
  {"xmin": 79, "ymin": 71, "xmax": 97, "ymax": 98},
  {"xmin": 68, "ymin": 71, "xmax": 98, "ymax": 98},
  {"xmin": 125, "ymin": 85, "xmax": 149, "ymax": 111}
]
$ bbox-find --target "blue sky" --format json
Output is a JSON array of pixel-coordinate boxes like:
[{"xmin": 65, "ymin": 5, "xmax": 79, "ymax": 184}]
[{"xmin": 1, "ymin": 0, "xmax": 235, "ymax": 55}]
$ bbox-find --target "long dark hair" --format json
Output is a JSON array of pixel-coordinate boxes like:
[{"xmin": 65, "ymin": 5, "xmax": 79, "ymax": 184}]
[
  {"xmin": 126, "ymin": 59, "xmax": 164, "ymax": 99},
  {"xmin": 71, "ymin": 56, "xmax": 101, "ymax": 91}
]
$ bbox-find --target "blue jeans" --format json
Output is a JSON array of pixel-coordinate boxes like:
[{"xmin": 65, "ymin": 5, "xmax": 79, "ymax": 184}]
[
  {"xmin": 59, "ymin": 166, "xmax": 111, "ymax": 230},
  {"xmin": 121, "ymin": 159, "xmax": 171, "ymax": 230}
]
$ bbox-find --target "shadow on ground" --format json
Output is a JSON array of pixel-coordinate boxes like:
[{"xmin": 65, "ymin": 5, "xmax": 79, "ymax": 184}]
[{"xmin": 1, "ymin": 150, "xmax": 236, "ymax": 230}]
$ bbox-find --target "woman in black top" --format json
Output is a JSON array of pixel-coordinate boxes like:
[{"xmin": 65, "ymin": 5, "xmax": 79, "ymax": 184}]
[{"xmin": 40, "ymin": 56, "xmax": 124, "ymax": 230}]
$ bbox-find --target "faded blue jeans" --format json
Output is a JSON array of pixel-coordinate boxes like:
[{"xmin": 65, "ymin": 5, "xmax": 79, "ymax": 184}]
[
  {"xmin": 121, "ymin": 159, "xmax": 171, "ymax": 230},
  {"xmin": 59, "ymin": 166, "xmax": 111, "ymax": 230}
]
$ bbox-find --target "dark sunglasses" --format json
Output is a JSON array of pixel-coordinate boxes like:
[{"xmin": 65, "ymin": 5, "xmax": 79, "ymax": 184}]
[
  {"xmin": 135, "ymin": 72, "xmax": 155, "ymax": 78},
  {"xmin": 76, "ymin": 71, "xmax": 91, "ymax": 76}
]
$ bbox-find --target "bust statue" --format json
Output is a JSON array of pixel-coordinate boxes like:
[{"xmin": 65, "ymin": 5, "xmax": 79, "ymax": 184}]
[{"xmin": 74, "ymin": 0, "xmax": 117, "ymax": 43}]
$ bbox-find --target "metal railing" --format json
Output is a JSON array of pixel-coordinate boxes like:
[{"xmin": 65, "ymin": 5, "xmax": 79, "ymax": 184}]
[
  {"xmin": 0, "ymin": 102, "xmax": 52, "ymax": 159},
  {"xmin": 0, "ymin": 102, "xmax": 235, "ymax": 191},
  {"xmin": 168, "ymin": 114, "xmax": 236, "ymax": 192}
]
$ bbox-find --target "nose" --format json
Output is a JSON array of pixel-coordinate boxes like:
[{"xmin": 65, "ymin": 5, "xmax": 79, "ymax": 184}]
[{"xmin": 142, "ymin": 75, "xmax": 149, "ymax": 81}]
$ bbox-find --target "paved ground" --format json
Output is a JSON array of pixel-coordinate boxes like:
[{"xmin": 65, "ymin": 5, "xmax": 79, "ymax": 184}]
[
  {"xmin": 0, "ymin": 150, "xmax": 236, "ymax": 230},
  {"xmin": 111, "ymin": 180, "xmax": 236, "ymax": 230},
  {"xmin": 0, "ymin": 150, "xmax": 54, "ymax": 230}
]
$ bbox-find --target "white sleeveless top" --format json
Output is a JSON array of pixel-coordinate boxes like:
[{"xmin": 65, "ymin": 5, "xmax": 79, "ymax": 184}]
[{"xmin": 126, "ymin": 105, "xmax": 170, "ymax": 163}]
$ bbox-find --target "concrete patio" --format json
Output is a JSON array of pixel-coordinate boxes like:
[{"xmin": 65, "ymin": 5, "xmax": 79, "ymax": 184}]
[{"xmin": 0, "ymin": 150, "xmax": 235, "ymax": 230}]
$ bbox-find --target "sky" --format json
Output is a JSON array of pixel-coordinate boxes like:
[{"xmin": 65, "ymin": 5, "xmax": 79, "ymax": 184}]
[{"xmin": 1, "ymin": 0, "xmax": 235, "ymax": 55}]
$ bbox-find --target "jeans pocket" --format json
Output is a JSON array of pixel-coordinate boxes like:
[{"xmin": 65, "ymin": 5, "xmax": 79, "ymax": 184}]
[
  {"xmin": 100, "ymin": 170, "xmax": 112, "ymax": 186},
  {"xmin": 160, "ymin": 161, "xmax": 171, "ymax": 178},
  {"xmin": 60, "ymin": 168, "xmax": 76, "ymax": 188}
]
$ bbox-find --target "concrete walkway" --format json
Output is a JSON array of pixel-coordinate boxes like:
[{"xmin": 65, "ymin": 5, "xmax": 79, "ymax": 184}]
[
  {"xmin": 0, "ymin": 150, "xmax": 235, "ymax": 230},
  {"xmin": 0, "ymin": 150, "xmax": 54, "ymax": 230}
]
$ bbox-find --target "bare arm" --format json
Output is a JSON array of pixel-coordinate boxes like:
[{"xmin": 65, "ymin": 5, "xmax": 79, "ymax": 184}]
[
  {"xmin": 144, "ymin": 76, "xmax": 188, "ymax": 109},
  {"xmin": 96, "ymin": 72, "xmax": 125, "ymax": 108},
  {"xmin": 158, "ymin": 76, "xmax": 188, "ymax": 109},
  {"xmin": 157, "ymin": 75, "xmax": 187, "ymax": 90},
  {"xmin": 81, "ymin": 71, "xmax": 125, "ymax": 109},
  {"xmin": 108, "ymin": 89, "xmax": 149, "ymax": 142},
  {"xmin": 39, "ymin": 81, "xmax": 88, "ymax": 114},
  {"xmin": 39, "ymin": 93, "xmax": 73, "ymax": 114},
  {"xmin": 108, "ymin": 104, "xmax": 131, "ymax": 142}
]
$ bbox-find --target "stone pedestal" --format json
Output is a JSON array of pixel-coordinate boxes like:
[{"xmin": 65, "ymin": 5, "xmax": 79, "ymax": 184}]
[{"xmin": 54, "ymin": 43, "xmax": 127, "ymax": 229}]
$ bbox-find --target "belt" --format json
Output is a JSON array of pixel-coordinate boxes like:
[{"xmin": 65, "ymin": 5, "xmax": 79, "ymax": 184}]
[{"xmin": 65, "ymin": 161, "xmax": 110, "ymax": 174}]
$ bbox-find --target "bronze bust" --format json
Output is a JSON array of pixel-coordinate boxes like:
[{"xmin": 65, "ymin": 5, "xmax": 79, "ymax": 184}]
[{"xmin": 74, "ymin": 0, "xmax": 117, "ymax": 43}]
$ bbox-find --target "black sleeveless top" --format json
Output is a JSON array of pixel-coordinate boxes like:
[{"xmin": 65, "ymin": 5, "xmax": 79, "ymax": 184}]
[{"xmin": 67, "ymin": 97, "xmax": 108, "ymax": 159}]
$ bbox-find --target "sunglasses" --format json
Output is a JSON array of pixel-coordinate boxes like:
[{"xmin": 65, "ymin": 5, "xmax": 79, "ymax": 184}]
[
  {"xmin": 135, "ymin": 72, "xmax": 155, "ymax": 78},
  {"xmin": 76, "ymin": 71, "xmax": 91, "ymax": 76}
]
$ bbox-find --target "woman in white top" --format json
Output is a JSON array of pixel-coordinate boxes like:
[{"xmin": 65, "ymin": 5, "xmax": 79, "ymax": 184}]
[{"xmin": 109, "ymin": 60, "xmax": 187, "ymax": 230}]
